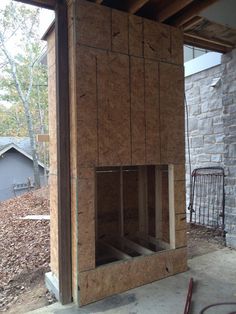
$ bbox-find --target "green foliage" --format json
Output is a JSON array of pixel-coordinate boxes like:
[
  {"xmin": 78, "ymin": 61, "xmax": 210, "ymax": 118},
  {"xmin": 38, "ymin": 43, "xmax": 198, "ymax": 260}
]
[{"xmin": 0, "ymin": 1, "xmax": 48, "ymax": 138}]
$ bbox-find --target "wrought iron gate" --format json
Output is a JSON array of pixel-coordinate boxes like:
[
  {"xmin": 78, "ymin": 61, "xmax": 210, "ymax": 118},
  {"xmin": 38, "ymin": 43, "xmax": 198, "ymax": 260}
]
[{"xmin": 188, "ymin": 167, "xmax": 225, "ymax": 235}]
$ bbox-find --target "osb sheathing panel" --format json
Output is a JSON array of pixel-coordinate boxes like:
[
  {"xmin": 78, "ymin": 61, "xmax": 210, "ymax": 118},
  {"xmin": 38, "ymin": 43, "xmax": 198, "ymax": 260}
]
[
  {"xmin": 77, "ymin": 169, "xmax": 96, "ymax": 272},
  {"xmin": 171, "ymin": 28, "xmax": 183, "ymax": 65},
  {"xmin": 79, "ymin": 247, "xmax": 187, "ymax": 305},
  {"xmin": 112, "ymin": 9, "xmax": 129, "ymax": 54},
  {"xmin": 47, "ymin": 29, "xmax": 58, "ymax": 278},
  {"xmin": 76, "ymin": 0, "xmax": 111, "ymax": 50},
  {"xmin": 68, "ymin": 0, "xmax": 186, "ymax": 304},
  {"xmin": 145, "ymin": 60, "xmax": 160, "ymax": 164},
  {"xmin": 129, "ymin": 15, "xmax": 143, "ymax": 57},
  {"xmin": 160, "ymin": 63, "xmax": 184, "ymax": 164},
  {"xmin": 144, "ymin": 19, "xmax": 171, "ymax": 62},
  {"xmin": 174, "ymin": 180, "xmax": 186, "ymax": 214},
  {"xmin": 97, "ymin": 52, "xmax": 131, "ymax": 166},
  {"xmin": 130, "ymin": 57, "xmax": 145, "ymax": 165}
]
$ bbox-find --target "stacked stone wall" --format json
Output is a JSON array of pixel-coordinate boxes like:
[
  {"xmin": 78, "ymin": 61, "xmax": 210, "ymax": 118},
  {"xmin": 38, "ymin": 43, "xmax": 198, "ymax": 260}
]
[{"xmin": 185, "ymin": 49, "xmax": 236, "ymax": 247}]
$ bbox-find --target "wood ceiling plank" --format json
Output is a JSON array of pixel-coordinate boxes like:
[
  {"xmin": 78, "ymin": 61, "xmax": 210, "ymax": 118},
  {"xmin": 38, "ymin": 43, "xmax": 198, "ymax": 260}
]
[
  {"xmin": 127, "ymin": 0, "xmax": 150, "ymax": 14},
  {"xmin": 156, "ymin": 0, "xmax": 193, "ymax": 22},
  {"xmin": 182, "ymin": 16, "xmax": 203, "ymax": 30}
]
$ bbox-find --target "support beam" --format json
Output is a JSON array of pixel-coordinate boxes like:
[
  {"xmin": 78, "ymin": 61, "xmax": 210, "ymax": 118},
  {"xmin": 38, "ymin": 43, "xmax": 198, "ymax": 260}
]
[
  {"xmin": 169, "ymin": 0, "xmax": 219, "ymax": 27},
  {"xmin": 55, "ymin": 0, "xmax": 72, "ymax": 305},
  {"xmin": 14, "ymin": 0, "xmax": 55, "ymax": 10},
  {"xmin": 99, "ymin": 240, "xmax": 132, "ymax": 260},
  {"xmin": 184, "ymin": 33, "xmax": 232, "ymax": 53},
  {"xmin": 182, "ymin": 16, "xmax": 203, "ymax": 31},
  {"xmin": 156, "ymin": 0, "xmax": 193, "ymax": 22},
  {"xmin": 138, "ymin": 166, "xmax": 148, "ymax": 235},
  {"xmin": 127, "ymin": 0, "xmax": 149, "ymax": 14}
]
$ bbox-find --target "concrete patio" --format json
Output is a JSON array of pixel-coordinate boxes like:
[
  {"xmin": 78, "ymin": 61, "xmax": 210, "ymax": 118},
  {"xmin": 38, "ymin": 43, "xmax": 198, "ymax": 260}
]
[{"xmin": 28, "ymin": 248, "xmax": 236, "ymax": 314}]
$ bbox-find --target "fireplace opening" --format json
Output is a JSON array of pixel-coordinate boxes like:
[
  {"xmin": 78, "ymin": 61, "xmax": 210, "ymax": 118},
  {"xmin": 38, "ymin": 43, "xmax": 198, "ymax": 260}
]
[{"xmin": 95, "ymin": 165, "xmax": 171, "ymax": 266}]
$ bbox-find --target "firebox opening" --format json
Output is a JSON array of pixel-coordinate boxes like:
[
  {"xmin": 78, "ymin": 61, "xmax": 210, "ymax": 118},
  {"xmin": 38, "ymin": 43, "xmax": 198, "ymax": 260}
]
[{"xmin": 95, "ymin": 165, "xmax": 170, "ymax": 267}]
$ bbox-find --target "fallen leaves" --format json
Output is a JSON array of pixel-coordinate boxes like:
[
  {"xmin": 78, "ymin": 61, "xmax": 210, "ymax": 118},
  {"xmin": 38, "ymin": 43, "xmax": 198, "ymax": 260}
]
[{"xmin": 0, "ymin": 188, "xmax": 51, "ymax": 312}]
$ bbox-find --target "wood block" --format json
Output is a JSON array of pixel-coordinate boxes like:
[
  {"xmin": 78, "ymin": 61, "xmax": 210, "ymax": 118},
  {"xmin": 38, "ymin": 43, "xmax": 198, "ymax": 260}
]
[
  {"xmin": 77, "ymin": 0, "xmax": 111, "ymax": 50},
  {"xmin": 174, "ymin": 164, "xmax": 186, "ymax": 181},
  {"xmin": 160, "ymin": 62, "xmax": 184, "ymax": 164},
  {"xmin": 77, "ymin": 175, "xmax": 96, "ymax": 272},
  {"xmin": 144, "ymin": 19, "xmax": 171, "ymax": 62},
  {"xmin": 77, "ymin": 46, "xmax": 97, "ymax": 121},
  {"xmin": 97, "ymin": 52, "xmax": 131, "ymax": 166},
  {"xmin": 171, "ymin": 27, "xmax": 183, "ymax": 65},
  {"xmin": 145, "ymin": 59, "xmax": 160, "ymax": 164},
  {"xmin": 129, "ymin": 15, "xmax": 143, "ymax": 57},
  {"xmin": 175, "ymin": 229, "xmax": 187, "ymax": 248},
  {"xmin": 174, "ymin": 180, "xmax": 186, "ymax": 214},
  {"xmin": 79, "ymin": 247, "xmax": 187, "ymax": 305},
  {"xmin": 78, "ymin": 119, "xmax": 98, "ymax": 166},
  {"xmin": 112, "ymin": 9, "xmax": 128, "ymax": 54},
  {"xmin": 175, "ymin": 213, "xmax": 186, "ymax": 231},
  {"xmin": 130, "ymin": 57, "xmax": 145, "ymax": 165}
]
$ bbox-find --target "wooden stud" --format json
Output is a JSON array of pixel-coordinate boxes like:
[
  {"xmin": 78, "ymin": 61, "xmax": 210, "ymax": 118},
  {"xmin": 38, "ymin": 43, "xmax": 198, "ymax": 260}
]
[
  {"xmin": 155, "ymin": 166, "xmax": 163, "ymax": 239},
  {"xmin": 168, "ymin": 165, "xmax": 175, "ymax": 249},
  {"xmin": 182, "ymin": 16, "xmax": 203, "ymax": 31},
  {"xmin": 120, "ymin": 167, "xmax": 124, "ymax": 237},
  {"xmin": 138, "ymin": 166, "xmax": 148, "ymax": 235}
]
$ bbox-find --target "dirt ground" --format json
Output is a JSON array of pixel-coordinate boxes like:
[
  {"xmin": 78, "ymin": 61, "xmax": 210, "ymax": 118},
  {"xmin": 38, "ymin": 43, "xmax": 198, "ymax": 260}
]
[{"xmin": 0, "ymin": 189, "xmax": 226, "ymax": 313}]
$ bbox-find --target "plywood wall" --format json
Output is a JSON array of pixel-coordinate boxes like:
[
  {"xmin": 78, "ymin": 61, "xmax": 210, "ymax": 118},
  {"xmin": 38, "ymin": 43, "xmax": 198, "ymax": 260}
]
[{"xmin": 67, "ymin": 0, "xmax": 186, "ymax": 305}]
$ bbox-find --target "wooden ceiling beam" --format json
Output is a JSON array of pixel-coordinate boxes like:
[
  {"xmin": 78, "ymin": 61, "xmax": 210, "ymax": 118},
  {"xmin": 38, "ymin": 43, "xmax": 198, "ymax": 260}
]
[
  {"xmin": 169, "ymin": 0, "xmax": 219, "ymax": 27},
  {"xmin": 184, "ymin": 33, "xmax": 232, "ymax": 53},
  {"xmin": 14, "ymin": 0, "xmax": 55, "ymax": 10},
  {"xmin": 126, "ymin": 0, "xmax": 150, "ymax": 14},
  {"xmin": 156, "ymin": 0, "xmax": 193, "ymax": 22},
  {"xmin": 182, "ymin": 16, "xmax": 203, "ymax": 30}
]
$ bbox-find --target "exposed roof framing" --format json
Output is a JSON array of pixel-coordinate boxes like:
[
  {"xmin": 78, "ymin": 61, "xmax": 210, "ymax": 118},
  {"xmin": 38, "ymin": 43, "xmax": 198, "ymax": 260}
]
[
  {"xmin": 167, "ymin": 0, "xmax": 219, "ymax": 27},
  {"xmin": 14, "ymin": 0, "xmax": 55, "ymax": 10}
]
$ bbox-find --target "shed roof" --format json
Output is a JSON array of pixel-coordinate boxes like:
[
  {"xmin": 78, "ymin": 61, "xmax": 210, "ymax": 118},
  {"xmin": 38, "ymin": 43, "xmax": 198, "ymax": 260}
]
[{"xmin": 0, "ymin": 143, "xmax": 46, "ymax": 169}]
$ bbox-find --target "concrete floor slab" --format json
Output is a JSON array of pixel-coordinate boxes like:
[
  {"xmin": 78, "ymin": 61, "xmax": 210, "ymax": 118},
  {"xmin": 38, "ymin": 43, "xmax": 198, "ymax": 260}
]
[{"xmin": 28, "ymin": 248, "xmax": 236, "ymax": 314}]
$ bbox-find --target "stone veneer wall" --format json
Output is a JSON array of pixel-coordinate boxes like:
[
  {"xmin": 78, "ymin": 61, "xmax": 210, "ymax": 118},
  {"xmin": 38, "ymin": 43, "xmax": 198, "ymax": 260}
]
[{"xmin": 185, "ymin": 48, "xmax": 236, "ymax": 248}]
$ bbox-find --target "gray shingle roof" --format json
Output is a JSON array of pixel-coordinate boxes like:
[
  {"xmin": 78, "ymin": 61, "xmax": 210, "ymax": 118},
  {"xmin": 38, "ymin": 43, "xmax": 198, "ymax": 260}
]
[{"xmin": 0, "ymin": 137, "xmax": 32, "ymax": 155}]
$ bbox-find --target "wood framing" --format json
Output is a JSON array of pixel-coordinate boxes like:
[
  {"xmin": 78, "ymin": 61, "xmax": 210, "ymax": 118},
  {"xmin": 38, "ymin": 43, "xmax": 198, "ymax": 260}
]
[{"xmin": 55, "ymin": 1, "xmax": 72, "ymax": 304}]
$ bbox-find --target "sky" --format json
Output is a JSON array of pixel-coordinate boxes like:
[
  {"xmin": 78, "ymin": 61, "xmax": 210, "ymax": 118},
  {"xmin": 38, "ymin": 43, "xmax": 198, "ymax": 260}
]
[{"xmin": 0, "ymin": 0, "xmax": 54, "ymax": 38}]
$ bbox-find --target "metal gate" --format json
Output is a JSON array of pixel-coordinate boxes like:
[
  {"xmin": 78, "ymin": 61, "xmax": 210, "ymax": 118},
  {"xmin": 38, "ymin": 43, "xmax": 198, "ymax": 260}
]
[{"xmin": 188, "ymin": 167, "xmax": 225, "ymax": 235}]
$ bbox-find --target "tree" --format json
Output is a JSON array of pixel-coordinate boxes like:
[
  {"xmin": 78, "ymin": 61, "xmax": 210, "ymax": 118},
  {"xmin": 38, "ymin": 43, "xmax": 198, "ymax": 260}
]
[{"xmin": 0, "ymin": 1, "xmax": 48, "ymax": 188}]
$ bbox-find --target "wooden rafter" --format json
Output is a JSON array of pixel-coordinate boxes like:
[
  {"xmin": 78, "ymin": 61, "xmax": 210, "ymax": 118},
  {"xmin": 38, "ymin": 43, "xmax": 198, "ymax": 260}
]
[
  {"xmin": 126, "ymin": 0, "xmax": 150, "ymax": 14},
  {"xmin": 184, "ymin": 33, "xmax": 232, "ymax": 53},
  {"xmin": 182, "ymin": 16, "xmax": 203, "ymax": 30},
  {"xmin": 169, "ymin": 0, "xmax": 219, "ymax": 27},
  {"xmin": 14, "ymin": 0, "xmax": 55, "ymax": 10},
  {"xmin": 156, "ymin": 0, "xmax": 193, "ymax": 22}
]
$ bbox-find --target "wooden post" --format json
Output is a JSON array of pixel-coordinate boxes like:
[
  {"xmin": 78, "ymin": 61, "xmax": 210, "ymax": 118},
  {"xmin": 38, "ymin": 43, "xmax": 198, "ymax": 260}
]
[
  {"xmin": 55, "ymin": 0, "xmax": 72, "ymax": 304},
  {"xmin": 155, "ymin": 166, "xmax": 162, "ymax": 239},
  {"xmin": 168, "ymin": 164, "xmax": 176, "ymax": 249},
  {"xmin": 120, "ymin": 167, "xmax": 124, "ymax": 237},
  {"xmin": 138, "ymin": 166, "xmax": 148, "ymax": 235}
]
